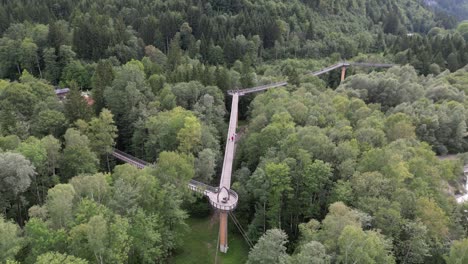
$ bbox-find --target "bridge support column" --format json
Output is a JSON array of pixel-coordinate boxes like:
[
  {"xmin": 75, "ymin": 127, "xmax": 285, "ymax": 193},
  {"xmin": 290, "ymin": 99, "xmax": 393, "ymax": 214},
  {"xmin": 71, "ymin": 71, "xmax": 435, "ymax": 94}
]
[
  {"xmin": 341, "ymin": 66, "xmax": 346, "ymax": 82},
  {"xmin": 219, "ymin": 211, "xmax": 228, "ymax": 253}
]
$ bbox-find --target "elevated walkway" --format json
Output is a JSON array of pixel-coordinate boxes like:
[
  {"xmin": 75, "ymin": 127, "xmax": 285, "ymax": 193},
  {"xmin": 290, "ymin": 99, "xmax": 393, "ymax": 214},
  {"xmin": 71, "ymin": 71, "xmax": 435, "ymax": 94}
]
[
  {"xmin": 227, "ymin": 61, "xmax": 396, "ymax": 96},
  {"xmin": 111, "ymin": 150, "xmax": 239, "ymax": 211},
  {"xmin": 112, "ymin": 60, "xmax": 395, "ymax": 253}
]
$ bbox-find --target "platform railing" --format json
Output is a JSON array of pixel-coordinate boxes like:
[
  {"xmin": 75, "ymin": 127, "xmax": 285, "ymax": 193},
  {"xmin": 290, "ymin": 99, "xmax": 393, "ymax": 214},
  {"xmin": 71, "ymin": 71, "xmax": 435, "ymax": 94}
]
[{"xmin": 209, "ymin": 189, "xmax": 238, "ymax": 211}]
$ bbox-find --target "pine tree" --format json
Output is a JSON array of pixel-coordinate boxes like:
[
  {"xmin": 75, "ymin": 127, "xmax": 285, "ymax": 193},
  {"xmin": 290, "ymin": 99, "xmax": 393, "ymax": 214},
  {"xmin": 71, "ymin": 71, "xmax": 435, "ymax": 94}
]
[
  {"xmin": 167, "ymin": 35, "xmax": 182, "ymax": 72},
  {"xmin": 64, "ymin": 81, "xmax": 93, "ymax": 123},
  {"xmin": 240, "ymin": 58, "xmax": 254, "ymax": 88},
  {"xmin": 92, "ymin": 60, "xmax": 114, "ymax": 114},
  {"xmin": 287, "ymin": 68, "xmax": 300, "ymax": 87}
]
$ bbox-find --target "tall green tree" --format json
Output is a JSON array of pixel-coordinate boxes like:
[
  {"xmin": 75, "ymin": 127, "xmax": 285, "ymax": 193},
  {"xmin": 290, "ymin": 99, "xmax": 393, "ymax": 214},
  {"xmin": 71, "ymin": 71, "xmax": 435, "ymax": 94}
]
[
  {"xmin": 77, "ymin": 109, "xmax": 117, "ymax": 171},
  {"xmin": 32, "ymin": 110, "xmax": 67, "ymax": 138},
  {"xmin": 40, "ymin": 136, "xmax": 61, "ymax": 178},
  {"xmin": 61, "ymin": 60, "xmax": 91, "ymax": 90},
  {"xmin": 45, "ymin": 184, "xmax": 76, "ymax": 229},
  {"xmin": 337, "ymin": 225, "xmax": 395, "ymax": 264},
  {"xmin": 104, "ymin": 61, "xmax": 152, "ymax": 149},
  {"xmin": 23, "ymin": 218, "xmax": 68, "ymax": 263},
  {"xmin": 247, "ymin": 229, "xmax": 290, "ymax": 264},
  {"xmin": 0, "ymin": 152, "xmax": 35, "ymax": 223},
  {"xmin": 91, "ymin": 60, "xmax": 114, "ymax": 115},
  {"xmin": 64, "ymin": 81, "xmax": 93, "ymax": 123},
  {"xmin": 264, "ymin": 162, "xmax": 292, "ymax": 229},
  {"xmin": 15, "ymin": 136, "xmax": 48, "ymax": 204},
  {"xmin": 0, "ymin": 216, "xmax": 23, "ymax": 262},
  {"xmin": 445, "ymin": 239, "xmax": 468, "ymax": 264},
  {"xmin": 36, "ymin": 252, "xmax": 88, "ymax": 264},
  {"xmin": 291, "ymin": 241, "xmax": 330, "ymax": 264},
  {"xmin": 59, "ymin": 128, "xmax": 98, "ymax": 180},
  {"xmin": 166, "ymin": 36, "xmax": 182, "ymax": 72}
]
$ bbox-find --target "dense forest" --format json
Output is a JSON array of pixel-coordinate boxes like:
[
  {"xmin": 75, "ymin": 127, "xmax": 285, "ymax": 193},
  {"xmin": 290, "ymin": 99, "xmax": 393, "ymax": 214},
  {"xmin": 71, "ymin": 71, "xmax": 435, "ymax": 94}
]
[
  {"xmin": 425, "ymin": 0, "xmax": 468, "ymax": 20},
  {"xmin": 1, "ymin": 0, "xmax": 468, "ymax": 263}
]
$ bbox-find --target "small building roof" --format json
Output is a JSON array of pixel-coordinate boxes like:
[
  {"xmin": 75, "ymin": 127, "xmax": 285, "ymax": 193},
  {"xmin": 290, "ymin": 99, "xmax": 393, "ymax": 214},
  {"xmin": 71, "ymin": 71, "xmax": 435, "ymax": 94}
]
[{"xmin": 55, "ymin": 88, "xmax": 70, "ymax": 94}]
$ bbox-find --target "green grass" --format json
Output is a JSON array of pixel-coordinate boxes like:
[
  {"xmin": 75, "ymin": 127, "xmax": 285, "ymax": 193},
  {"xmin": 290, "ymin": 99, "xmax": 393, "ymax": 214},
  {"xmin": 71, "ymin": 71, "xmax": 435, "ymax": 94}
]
[{"xmin": 169, "ymin": 215, "xmax": 249, "ymax": 264}]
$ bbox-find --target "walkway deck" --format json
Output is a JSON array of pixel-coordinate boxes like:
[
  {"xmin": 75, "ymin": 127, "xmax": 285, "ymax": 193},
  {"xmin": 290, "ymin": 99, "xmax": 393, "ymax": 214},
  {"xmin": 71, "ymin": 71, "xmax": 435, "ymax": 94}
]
[
  {"xmin": 227, "ymin": 61, "xmax": 395, "ymax": 96},
  {"xmin": 219, "ymin": 93, "xmax": 239, "ymax": 190}
]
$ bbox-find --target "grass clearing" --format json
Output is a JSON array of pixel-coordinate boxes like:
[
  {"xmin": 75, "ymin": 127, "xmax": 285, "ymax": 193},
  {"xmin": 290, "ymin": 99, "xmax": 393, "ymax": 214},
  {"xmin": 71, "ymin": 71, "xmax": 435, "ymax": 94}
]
[{"xmin": 170, "ymin": 214, "xmax": 249, "ymax": 264}]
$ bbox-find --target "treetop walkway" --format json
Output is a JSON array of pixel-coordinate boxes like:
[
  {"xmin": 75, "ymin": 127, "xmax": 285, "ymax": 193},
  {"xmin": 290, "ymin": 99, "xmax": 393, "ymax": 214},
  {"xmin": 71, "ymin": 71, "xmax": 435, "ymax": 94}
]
[{"xmin": 112, "ymin": 60, "xmax": 396, "ymax": 253}]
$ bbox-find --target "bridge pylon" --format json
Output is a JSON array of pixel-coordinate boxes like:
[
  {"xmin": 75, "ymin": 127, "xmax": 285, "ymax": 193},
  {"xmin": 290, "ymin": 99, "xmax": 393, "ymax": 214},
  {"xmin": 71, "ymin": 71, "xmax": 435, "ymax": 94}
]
[
  {"xmin": 341, "ymin": 66, "xmax": 346, "ymax": 82},
  {"xmin": 219, "ymin": 211, "xmax": 229, "ymax": 252}
]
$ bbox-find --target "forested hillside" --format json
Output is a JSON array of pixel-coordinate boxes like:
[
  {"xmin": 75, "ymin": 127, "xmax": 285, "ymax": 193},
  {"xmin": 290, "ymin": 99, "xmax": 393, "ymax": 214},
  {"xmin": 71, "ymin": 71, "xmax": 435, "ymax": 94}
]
[
  {"xmin": 425, "ymin": 0, "xmax": 468, "ymax": 20},
  {"xmin": 0, "ymin": 0, "xmax": 468, "ymax": 263},
  {"xmin": 0, "ymin": 0, "xmax": 459, "ymax": 83}
]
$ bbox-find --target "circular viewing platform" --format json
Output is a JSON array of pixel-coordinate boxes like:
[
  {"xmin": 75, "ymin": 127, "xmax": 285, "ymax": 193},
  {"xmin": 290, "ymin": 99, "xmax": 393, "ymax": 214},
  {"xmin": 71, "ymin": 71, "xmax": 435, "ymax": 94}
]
[{"xmin": 206, "ymin": 187, "xmax": 238, "ymax": 211}]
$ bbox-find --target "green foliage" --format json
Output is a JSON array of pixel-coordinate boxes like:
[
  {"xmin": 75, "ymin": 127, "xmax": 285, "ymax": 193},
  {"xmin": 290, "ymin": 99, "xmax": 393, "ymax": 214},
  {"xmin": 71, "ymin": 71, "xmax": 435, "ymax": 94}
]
[
  {"xmin": 144, "ymin": 107, "xmax": 202, "ymax": 159},
  {"xmin": 23, "ymin": 218, "xmax": 68, "ymax": 263},
  {"xmin": 342, "ymin": 65, "xmax": 468, "ymax": 154},
  {"xmin": 0, "ymin": 216, "xmax": 23, "ymax": 262},
  {"xmin": 45, "ymin": 184, "xmax": 75, "ymax": 229},
  {"xmin": 64, "ymin": 81, "xmax": 92, "ymax": 123},
  {"xmin": 291, "ymin": 241, "xmax": 330, "ymax": 264},
  {"xmin": 32, "ymin": 109, "xmax": 67, "ymax": 138},
  {"xmin": 247, "ymin": 229, "xmax": 290, "ymax": 264},
  {"xmin": 104, "ymin": 61, "xmax": 152, "ymax": 149},
  {"xmin": 194, "ymin": 148, "xmax": 216, "ymax": 182},
  {"xmin": 91, "ymin": 60, "xmax": 114, "ymax": 114},
  {"xmin": 61, "ymin": 60, "xmax": 91, "ymax": 89},
  {"xmin": 0, "ymin": 152, "xmax": 35, "ymax": 219},
  {"xmin": 0, "ymin": 76, "xmax": 56, "ymax": 138},
  {"xmin": 0, "ymin": 135, "xmax": 20, "ymax": 151},
  {"xmin": 0, "ymin": 0, "xmax": 450, "ymax": 84},
  {"xmin": 337, "ymin": 225, "xmax": 395, "ymax": 264},
  {"xmin": 14, "ymin": 160, "xmax": 190, "ymax": 263},
  {"xmin": 445, "ymin": 238, "xmax": 468, "ymax": 264},
  {"xmin": 40, "ymin": 135, "xmax": 61, "ymax": 177},
  {"xmin": 0, "ymin": 1, "xmax": 466, "ymax": 262},
  {"xmin": 239, "ymin": 81, "xmax": 461, "ymax": 261},
  {"xmin": 77, "ymin": 109, "xmax": 117, "ymax": 170},
  {"xmin": 36, "ymin": 252, "xmax": 88, "ymax": 264},
  {"xmin": 155, "ymin": 151, "xmax": 194, "ymax": 189},
  {"xmin": 396, "ymin": 221, "xmax": 431, "ymax": 263},
  {"xmin": 59, "ymin": 129, "xmax": 98, "ymax": 180}
]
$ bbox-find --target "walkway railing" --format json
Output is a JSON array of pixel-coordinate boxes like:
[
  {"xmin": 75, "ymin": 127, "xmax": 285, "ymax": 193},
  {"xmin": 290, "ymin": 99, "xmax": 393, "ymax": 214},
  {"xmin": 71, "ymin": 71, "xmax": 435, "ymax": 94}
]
[
  {"xmin": 189, "ymin": 179, "xmax": 219, "ymax": 195},
  {"xmin": 111, "ymin": 149, "xmax": 221, "ymax": 195},
  {"xmin": 228, "ymin": 81, "xmax": 288, "ymax": 95},
  {"xmin": 227, "ymin": 61, "xmax": 396, "ymax": 96},
  {"xmin": 209, "ymin": 189, "xmax": 238, "ymax": 211},
  {"xmin": 307, "ymin": 62, "xmax": 348, "ymax": 76},
  {"xmin": 111, "ymin": 149, "xmax": 147, "ymax": 169}
]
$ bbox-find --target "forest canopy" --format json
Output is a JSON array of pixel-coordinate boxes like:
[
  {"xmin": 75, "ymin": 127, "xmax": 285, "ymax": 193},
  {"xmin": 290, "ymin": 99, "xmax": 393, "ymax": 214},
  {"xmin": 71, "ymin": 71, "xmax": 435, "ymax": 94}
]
[{"xmin": 0, "ymin": 0, "xmax": 468, "ymax": 263}]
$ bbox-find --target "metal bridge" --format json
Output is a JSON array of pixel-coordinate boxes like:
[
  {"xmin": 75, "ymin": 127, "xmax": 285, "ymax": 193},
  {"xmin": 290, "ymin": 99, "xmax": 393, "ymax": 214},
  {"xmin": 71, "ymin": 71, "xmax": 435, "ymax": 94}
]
[
  {"xmin": 228, "ymin": 61, "xmax": 395, "ymax": 96},
  {"xmin": 111, "ymin": 150, "xmax": 220, "ymax": 196},
  {"xmin": 111, "ymin": 61, "xmax": 395, "ymax": 253}
]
